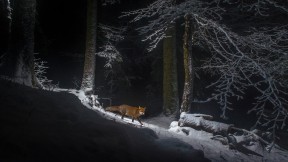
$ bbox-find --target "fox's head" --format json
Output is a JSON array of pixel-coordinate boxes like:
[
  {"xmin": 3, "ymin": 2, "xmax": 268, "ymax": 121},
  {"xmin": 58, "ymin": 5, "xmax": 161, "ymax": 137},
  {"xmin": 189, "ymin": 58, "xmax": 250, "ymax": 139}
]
[{"xmin": 138, "ymin": 106, "xmax": 146, "ymax": 115}]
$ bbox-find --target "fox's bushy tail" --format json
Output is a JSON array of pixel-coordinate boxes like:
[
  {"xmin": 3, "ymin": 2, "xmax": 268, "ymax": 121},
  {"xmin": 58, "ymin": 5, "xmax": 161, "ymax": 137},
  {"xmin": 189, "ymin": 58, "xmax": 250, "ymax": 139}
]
[{"xmin": 105, "ymin": 106, "xmax": 119, "ymax": 112}]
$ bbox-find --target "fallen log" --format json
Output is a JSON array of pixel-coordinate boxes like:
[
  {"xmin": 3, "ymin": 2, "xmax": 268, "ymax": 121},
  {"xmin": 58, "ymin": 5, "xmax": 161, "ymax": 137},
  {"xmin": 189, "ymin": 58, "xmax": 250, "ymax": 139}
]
[
  {"xmin": 178, "ymin": 113, "xmax": 233, "ymax": 135},
  {"xmin": 177, "ymin": 113, "xmax": 281, "ymax": 152}
]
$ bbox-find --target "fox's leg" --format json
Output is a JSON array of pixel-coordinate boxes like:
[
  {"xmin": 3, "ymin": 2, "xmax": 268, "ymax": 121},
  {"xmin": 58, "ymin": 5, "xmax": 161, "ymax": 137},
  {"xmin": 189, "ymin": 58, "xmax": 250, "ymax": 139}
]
[
  {"xmin": 132, "ymin": 117, "xmax": 134, "ymax": 122},
  {"xmin": 121, "ymin": 114, "xmax": 124, "ymax": 119},
  {"xmin": 136, "ymin": 118, "xmax": 143, "ymax": 125}
]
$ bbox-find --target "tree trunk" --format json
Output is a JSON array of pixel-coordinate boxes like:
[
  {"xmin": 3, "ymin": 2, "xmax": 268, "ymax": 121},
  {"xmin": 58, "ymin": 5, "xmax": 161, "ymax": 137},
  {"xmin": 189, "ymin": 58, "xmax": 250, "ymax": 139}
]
[
  {"xmin": 2, "ymin": 0, "xmax": 36, "ymax": 86},
  {"xmin": 163, "ymin": 24, "xmax": 179, "ymax": 116},
  {"xmin": 0, "ymin": 0, "xmax": 11, "ymax": 40},
  {"xmin": 81, "ymin": 0, "xmax": 97, "ymax": 93},
  {"xmin": 180, "ymin": 15, "xmax": 194, "ymax": 113}
]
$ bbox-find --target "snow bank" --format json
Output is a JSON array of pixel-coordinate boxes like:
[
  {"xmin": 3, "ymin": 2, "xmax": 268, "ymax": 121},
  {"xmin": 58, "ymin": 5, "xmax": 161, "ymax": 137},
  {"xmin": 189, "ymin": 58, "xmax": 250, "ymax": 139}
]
[{"xmin": 0, "ymin": 80, "xmax": 209, "ymax": 162}]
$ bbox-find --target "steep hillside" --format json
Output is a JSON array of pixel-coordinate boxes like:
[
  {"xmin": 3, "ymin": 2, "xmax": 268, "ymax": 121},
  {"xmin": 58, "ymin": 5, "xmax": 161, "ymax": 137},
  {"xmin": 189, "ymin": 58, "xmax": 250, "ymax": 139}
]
[{"xmin": 0, "ymin": 79, "xmax": 209, "ymax": 162}]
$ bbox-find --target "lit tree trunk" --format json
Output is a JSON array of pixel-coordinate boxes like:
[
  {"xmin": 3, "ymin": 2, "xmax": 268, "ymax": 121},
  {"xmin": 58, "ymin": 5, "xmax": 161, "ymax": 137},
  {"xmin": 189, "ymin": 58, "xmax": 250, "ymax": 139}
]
[
  {"xmin": 3, "ymin": 0, "xmax": 36, "ymax": 86},
  {"xmin": 180, "ymin": 15, "xmax": 194, "ymax": 113},
  {"xmin": 163, "ymin": 24, "xmax": 179, "ymax": 116},
  {"xmin": 81, "ymin": 0, "xmax": 97, "ymax": 93}
]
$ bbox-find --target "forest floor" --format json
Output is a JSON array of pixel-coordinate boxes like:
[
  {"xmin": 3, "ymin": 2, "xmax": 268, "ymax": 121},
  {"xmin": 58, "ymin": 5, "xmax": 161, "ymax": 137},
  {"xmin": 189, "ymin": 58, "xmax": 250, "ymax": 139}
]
[
  {"xmin": 0, "ymin": 79, "xmax": 287, "ymax": 162},
  {"xmin": 70, "ymin": 89, "xmax": 288, "ymax": 162},
  {"xmin": 0, "ymin": 79, "xmax": 209, "ymax": 162}
]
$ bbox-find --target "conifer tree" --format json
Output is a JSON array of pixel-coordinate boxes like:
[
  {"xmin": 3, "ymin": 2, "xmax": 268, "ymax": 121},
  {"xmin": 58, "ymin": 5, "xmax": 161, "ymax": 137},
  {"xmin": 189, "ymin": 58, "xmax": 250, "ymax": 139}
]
[
  {"xmin": 163, "ymin": 24, "xmax": 179, "ymax": 116},
  {"xmin": 2, "ymin": 0, "xmax": 37, "ymax": 86},
  {"xmin": 81, "ymin": 0, "xmax": 97, "ymax": 93}
]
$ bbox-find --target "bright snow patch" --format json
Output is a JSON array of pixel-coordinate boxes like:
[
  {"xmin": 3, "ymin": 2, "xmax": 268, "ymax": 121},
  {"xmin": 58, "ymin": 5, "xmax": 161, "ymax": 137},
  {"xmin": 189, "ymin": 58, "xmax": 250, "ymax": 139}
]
[{"xmin": 71, "ymin": 90, "xmax": 288, "ymax": 162}]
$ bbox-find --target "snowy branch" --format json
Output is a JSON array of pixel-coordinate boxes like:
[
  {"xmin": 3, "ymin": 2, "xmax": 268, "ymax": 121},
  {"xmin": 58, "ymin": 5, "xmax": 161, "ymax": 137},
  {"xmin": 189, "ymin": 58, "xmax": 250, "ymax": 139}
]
[
  {"xmin": 122, "ymin": 0, "xmax": 288, "ymax": 146},
  {"xmin": 96, "ymin": 24, "xmax": 125, "ymax": 68},
  {"xmin": 121, "ymin": 0, "xmax": 225, "ymax": 51},
  {"xmin": 34, "ymin": 56, "xmax": 58, "ymax": 91},
  {"xmin": 223, "ymin": 0, "xmax": 288, "ymax": 16},
  {"xmin": 97, "ymin": 43, "xmax": 122, "ymax": 68},
  {"xmin": 194, "ymin": 16, "xmax": 288, "ymax": 136}
]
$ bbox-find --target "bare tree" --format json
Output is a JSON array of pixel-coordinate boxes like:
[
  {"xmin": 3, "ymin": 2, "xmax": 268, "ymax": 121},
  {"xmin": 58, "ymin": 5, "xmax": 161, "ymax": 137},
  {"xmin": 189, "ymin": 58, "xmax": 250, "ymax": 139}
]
[
  {"xmin": 96, "ymin": 24, "xmax": 125, "ymax": 93},
  {"xmin": 122, "ymin": 0, "xmax": 288, "ymax": 144}
]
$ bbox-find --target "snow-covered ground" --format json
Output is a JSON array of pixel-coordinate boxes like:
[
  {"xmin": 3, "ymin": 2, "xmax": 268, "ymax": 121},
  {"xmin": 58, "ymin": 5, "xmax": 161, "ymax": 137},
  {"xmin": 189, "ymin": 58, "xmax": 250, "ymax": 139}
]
[
  {"xmin": 0, "ymin": 80, "xmax": 209, "ymax": 162},
  {"xmin": 70, "ymin": 89, "xmax": 288, "ymax": 162},
  {"xmin": 0, "ymin": 78, "xmax": 287, "ymax": 162}
]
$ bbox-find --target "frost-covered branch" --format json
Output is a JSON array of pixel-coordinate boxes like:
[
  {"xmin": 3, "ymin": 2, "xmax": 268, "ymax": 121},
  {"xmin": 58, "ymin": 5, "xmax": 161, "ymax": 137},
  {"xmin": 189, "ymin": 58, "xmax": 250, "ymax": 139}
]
[
  {"xmin": 96, "ymin": 24, "xmax": 125, "ymax": 68},
  {"xmin": 97, "ymin": 43, "xmax": 122, "ymax": 68},
  {"xmin": 123, "ymin": 0, "xmax": 288, "ymax": 147},
  {"xmin": 194, "ymin": 16, "xmax": 288, "ymax": 137},
  {"xmin": 121, "ymin": 0, "xmax": 224, "ymax": 51},
  {"xmin": 0, "ymin": 0, "xmax": 12, "ymax": 33},
  {"xmin": 1, "ymin": 0, "xmax": 12, "ymax": 20},
  {"xmin": 223, "ymin": 0, "xmax": 288, "ymax": 16},
  {"xmin": 34, "ymin": 56, "xmax": 58, "ymax": 91}
]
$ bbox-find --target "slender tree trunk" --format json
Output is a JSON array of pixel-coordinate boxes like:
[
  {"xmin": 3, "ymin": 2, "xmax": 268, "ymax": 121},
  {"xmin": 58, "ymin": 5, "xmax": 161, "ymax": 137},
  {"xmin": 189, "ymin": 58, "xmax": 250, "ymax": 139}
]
[
  {"xmin": 0, "ymin": 0, "xmax": 11, "ymax": 35},
  {"xmin": 163, "ymin": 24, "xmax": 179, "ymax": 116},
  {"xmin": 0, "ymin": 0, "xmax": 7, "ymax": 67},
  {"xmin": 81, "ymin": 0, "xmax": 97, "ymax": 93},
  {"xmin": 5, "ymin": 0, "xmax": 11, "ymax": 34},
  {"xmin": 180, "ymin": 15, "xmax": 194, "ymax": 113},
  {"xmin": 2, "ymin": 0, "xmax": 36, "ymax": 86}
]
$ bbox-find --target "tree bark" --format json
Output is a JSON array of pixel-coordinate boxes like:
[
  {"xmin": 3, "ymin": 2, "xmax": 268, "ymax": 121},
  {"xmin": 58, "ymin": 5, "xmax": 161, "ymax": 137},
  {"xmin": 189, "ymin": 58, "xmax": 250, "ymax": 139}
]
[
  {"xmin": 2, "ymin": 0, "xmax": 36, "ymax": 86},
  {"xmin": 163, "ymin": 24, "xmax": 179, "ymax": 116},
  {"xmin": 178, "ymin": 113, "xmax": 233, "ymax": 135},
  {"xmin": 180, "ymin": 15, "xmax": 194, "ymax": 113},
  {"xmin": 81, "ymin": 0, "xmax": 97, "ymax": 93}
]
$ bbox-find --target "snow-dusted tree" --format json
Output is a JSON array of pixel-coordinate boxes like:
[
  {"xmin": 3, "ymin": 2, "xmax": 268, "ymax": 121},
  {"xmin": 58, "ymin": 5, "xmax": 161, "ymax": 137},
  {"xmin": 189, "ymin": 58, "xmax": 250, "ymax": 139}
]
[
  {"xmin": 97, "ymin": 24, "xmax": 124, "ymax": 68},
  {"xmin": 1, "ymin": 0, "xmax": 37, "ymax": 86},
  {"xmin": 81, "ymin": 0, "xmax": 97, "ymax": 93},
  {"xmin": 97, "ymin": 24, "xmax": 124, "ymax": 93},
  {"xmin": 122, "ymin": 0, "xmax": 288, "ymax": 143},
  {"xmin": 163, "ymin": 24, "xmax": 179, "ymax": 116},
  {"xmin": 180, "ymin": 14, "xmax": 195, "ymax": 113},
  {"xmin": 81, "ymin": 0, "xmax": 121, "ymax": 93},
  {"xmin": 122, "ymin": 0, "xmax": 216, "ymax": 114},
  {"xmin": 33, "ymin": 54, "xmax": 58, "ymax": 90}
]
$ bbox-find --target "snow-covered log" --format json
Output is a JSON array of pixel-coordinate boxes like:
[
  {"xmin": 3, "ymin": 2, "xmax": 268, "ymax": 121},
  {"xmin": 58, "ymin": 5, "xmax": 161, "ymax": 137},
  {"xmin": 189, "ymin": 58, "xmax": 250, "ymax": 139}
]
[{"xmin": 178, "ymin": 113, "xmax": 233, "ymax": 135}]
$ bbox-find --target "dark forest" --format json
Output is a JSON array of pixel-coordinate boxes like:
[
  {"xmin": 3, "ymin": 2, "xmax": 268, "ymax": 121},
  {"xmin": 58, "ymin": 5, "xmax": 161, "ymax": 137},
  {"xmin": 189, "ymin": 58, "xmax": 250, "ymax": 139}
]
[{"xmin": 0, "ymin": 0, "xmax": 288, "ymax": 161}]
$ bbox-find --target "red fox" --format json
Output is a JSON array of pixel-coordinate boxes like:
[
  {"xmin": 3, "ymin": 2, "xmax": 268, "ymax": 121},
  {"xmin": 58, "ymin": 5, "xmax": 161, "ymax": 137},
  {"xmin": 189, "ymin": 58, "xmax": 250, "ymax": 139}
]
[{"xmin": 105, "ymin": 104, "xmax": 146, "ymax": 125}]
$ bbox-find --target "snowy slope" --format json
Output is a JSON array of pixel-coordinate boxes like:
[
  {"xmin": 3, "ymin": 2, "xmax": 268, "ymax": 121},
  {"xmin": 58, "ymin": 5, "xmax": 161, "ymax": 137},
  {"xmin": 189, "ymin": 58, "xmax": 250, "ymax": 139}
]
[
  {"xmin": 1, "ymin": 78, "xmax": 287, "ymax": 162},
  {"xmin": 0, "ymin": 79, "xmax": 209, "ymax": 162},
  {"xmin": 72, "ymin": 91, "xmax": 288, "ymax": 162}
]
